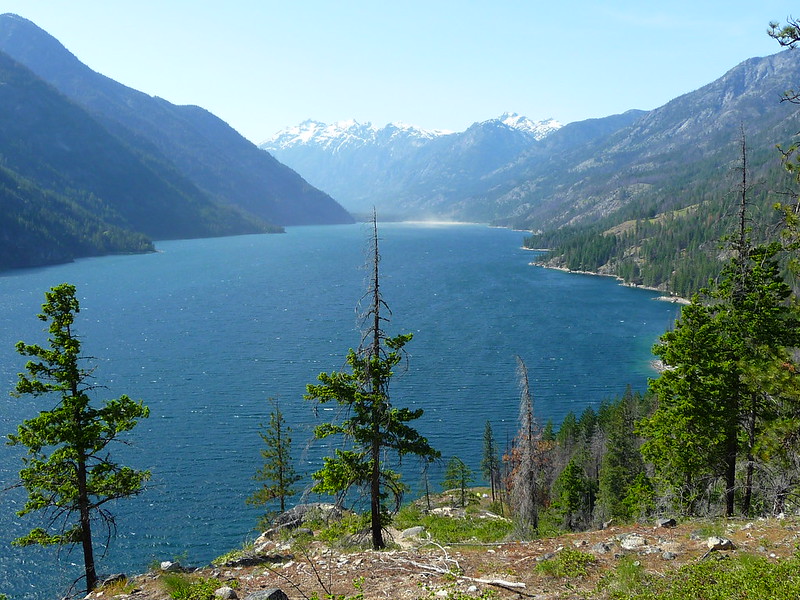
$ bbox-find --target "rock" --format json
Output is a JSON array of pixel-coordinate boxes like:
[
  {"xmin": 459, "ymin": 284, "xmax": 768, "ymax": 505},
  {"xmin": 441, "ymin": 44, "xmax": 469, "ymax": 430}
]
[
  {"xmin": 100, "ymin": 574, "xmax": 126, "ymax": 586},
  {"xmin": 706, "ymin": 537, "xmax": 736, "ymax": 551},
  {"xmin": 431, "ymin": 507, "xmax": 466, "ymax": 518},
  {"xmin": 536, "ymin": 552, "xmax": 556, "ymax": 562},
  {"xmin": 618, "ymin": 533, "xmax": 647, "ymax": 550},
  {"xmin": 661, "ymin": 551, "xmax": 678, "ymax": 560},
  {"xmin": 243, "ymin": 590, "xmax": 288, "ymax": 600},
  {"xmin": 401, "ymin": 526, "xmax": 426, "ymax": 538},
  {"xmin": 591, "ymin": 542, "xmax": 612, "ymax": 554},
  {"xmin": 214, "ymin": 586, "xmax": 238, "ymax": 599},
  {"xmin": 272, "ymin": 503, "xmax": 341, "ymax": 531},
  {"xmin": 160, "ymin": 561, "xmax": 183, "ymax": 572},
  {"xmin": 657, "ymin": 518, "xmax": 677, "ymax": 528},
  {"xmin": 467, "ymin": 585, "xmax": 478, "ymax": 593}
]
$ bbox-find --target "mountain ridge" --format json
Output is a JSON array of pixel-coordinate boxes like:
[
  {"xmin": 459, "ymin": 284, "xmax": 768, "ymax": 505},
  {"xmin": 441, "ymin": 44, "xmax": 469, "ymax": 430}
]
[
  {"xmin": 261, "ymin": 113, "xmax": 564, "ymax": 217},
  {"xmin": 0, "ymin": 13, "xmax": 354, "ymax": 228}
]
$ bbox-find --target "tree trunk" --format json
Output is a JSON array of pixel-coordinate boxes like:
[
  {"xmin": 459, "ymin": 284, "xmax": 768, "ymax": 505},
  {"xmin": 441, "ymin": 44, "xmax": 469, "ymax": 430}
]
[
  {"xmin": 742, "ymin": 392, "xmax": 757, "ymax": 516},
  {"xmin": 724, "ymin": 433, "xmax": 737, "ymax": 518},
  {"xmin": 370, "ymin": 435, "xmax": 384, "ymax": 549},
  {"xmin": 77, "ymin": 457, "xmax": 97, "ymax": 592}
]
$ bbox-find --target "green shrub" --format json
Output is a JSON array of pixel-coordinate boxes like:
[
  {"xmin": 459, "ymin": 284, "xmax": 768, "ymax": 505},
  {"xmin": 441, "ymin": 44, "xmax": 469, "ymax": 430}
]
[
  {"xmin": 598, "ymin": 556, "xmax": 647, "ymax": 597},
  {"xmin": 212, "ymin": 540, "xmax": 256, "ymax": 566},
  {"xmin": 161, "ymin": 574, "xmax": 226, "ymax": 600},
  {"xmin": 416, "ymin": 583, "xmax": 498, "ymax": 599},
  {"xmin": 604, "ymin": 552, "xmax": 800, "ymax": 600},
  {"xmin": 535, "ymin": 548, "xmax": 595, "ymax": 578},
  {"xmin": 317, "ymin": 512, "xmax": 371, "ymax": 546},
  {"xmin": 393, "ymin": 505, "xmax": 512, "ymax": 544}
]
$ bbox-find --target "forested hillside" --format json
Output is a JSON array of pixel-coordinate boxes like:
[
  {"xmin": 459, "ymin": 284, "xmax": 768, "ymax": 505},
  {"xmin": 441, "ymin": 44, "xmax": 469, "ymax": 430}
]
[
  {"xmin": 0, "ymin": 49, "xmax": 273, "ymax": 270},
  {"xmin": 517, "ymin": 49, "xmax": 800, "ymax": 296},
  {"xmin": 0, "ymin": 13, "xmax": 354, "ymax": 227}
]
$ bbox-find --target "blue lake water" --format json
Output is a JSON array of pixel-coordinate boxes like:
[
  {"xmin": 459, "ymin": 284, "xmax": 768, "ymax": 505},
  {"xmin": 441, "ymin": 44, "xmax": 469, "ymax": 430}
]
[{"xmin": 0, "ymin": 223, "xmax": 680, "ymax": 598}]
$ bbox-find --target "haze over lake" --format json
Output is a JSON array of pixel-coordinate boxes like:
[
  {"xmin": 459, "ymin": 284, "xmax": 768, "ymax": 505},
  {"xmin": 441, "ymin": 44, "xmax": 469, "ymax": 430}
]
[{"xmin": 0, "ymin": 223, "xmax": 680, "ymax": 599}]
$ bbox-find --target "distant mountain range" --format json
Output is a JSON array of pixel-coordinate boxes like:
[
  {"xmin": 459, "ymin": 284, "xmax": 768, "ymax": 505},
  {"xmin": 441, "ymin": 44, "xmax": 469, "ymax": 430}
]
[
  {"xmin": 261, "ymin": 114, "xmax": 563, "ymax": 217},
  {"xmin": 0, "ymin": 13, "xmax": 353, "ymax": 270},
  {"xmin": 3, "ymin": 11, "xmax": 800, "ymax": 292},
  {"xmin": 262, "ymin": 50, "xmax": 800, "ymax": 294}
]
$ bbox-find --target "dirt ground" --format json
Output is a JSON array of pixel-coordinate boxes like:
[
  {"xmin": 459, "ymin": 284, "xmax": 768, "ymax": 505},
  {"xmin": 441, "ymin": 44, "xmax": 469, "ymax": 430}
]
[{"xmin": 90, "ymin": 516, "xmax": 800, "ymax": 600}]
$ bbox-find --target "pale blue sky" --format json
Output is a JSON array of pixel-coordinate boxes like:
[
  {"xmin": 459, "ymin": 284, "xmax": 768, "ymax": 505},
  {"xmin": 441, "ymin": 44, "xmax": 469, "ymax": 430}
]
[{"xmin": 0, "ymin": 1, "xmax": 791, "ymax": 143}]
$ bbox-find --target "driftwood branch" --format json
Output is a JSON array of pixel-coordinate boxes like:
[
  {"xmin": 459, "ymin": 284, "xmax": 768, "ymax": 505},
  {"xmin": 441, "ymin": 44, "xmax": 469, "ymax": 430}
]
[{"xmin": 392, "ymin": 554, "xmax": 528, "ymax": 593}]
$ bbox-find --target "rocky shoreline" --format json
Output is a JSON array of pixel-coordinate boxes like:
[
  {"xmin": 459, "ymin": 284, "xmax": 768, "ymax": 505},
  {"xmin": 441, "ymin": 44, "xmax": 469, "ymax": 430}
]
[{"xmin": 532, "ymin": 261, "xmax": 690, "ymax": 304}]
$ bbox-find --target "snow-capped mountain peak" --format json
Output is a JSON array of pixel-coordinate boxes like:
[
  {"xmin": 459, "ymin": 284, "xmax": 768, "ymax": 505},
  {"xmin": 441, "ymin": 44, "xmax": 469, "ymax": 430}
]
[
  {"xmin": 262, "ymin": 119, "xmax": 452, "ymax": 152},
  {"xmin": 495, "ymin": 112, "xmax": 562, "ymax": 139},
  {"xmin": 263, "ymin": 119, "xmax": 378, "ymax": 152}
]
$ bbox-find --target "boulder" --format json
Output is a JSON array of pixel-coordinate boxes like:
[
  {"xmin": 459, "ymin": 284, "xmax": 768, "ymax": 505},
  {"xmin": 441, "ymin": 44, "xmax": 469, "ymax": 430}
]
[
  {"xmin": 271, "ymin": 503, "xmax": 341, "ymax": 531},
  {"xmin": 100, "ymin": 574, "xmax": 126, "ymax": 586},
  {"xmin": 214, "ymin": 586, "xmax": 238, "ymax": 599},
  {"xmin": 401, "ymin": 526, "xmax": 426, "ymax": 539},
  {"xmin": 618, "ymin": 533, "xmax": 647, "ymax": 550},
  {"xmin": 706, "ymin": 537, "xmax": 736, "ymax": 551},
  {"xmin": 657, "ymin": 518, "xmax": 677, "ymax": 528},
  {"xmin": 243, "ymin": 590, "xmax": 288, "ymax": 600},
  {"xmin": 160, "ymin": 561, "xmax": 183, "ymax": 572},
  {"xmin": 591, "ymin": 542, "xmax": 612, "ymax": 554}
]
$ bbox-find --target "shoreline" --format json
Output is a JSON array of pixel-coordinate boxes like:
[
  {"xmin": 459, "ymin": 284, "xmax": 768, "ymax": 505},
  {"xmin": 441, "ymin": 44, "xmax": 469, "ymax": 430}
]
[{"xmin": 532, "ymin": 262, "xmax": 690, "ymax": 304}]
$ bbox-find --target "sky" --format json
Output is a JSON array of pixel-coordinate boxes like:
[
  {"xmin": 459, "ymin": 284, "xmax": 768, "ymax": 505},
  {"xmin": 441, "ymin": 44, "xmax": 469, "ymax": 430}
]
[{"xmin": 0, "ymin": 1, "xmax": 793, "ymax": 143}]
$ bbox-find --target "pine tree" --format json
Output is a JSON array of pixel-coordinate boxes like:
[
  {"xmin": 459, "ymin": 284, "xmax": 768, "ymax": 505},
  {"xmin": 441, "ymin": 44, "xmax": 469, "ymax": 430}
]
[
  {"xmin": 442, "ymin": 456, "xmax": 474, "ymax": 508},
  {"xmin": 481, "ymin": 421, "xmax": 500, "ymax": 503},
  {"xmin": 246, "ymin": 398, "xmax": 301, "ymax": 530},
  {"xmin": 305, "ymin": 213, "xmax": 439, "ymax": 549},
  {"xmin": 8, "ymin": 283, "xmax": 150, "ymax": 593},
  {"xmin": 549, "ymin": 457, "xmax": 591, "ymax": 531},
  {"xmin": 596, "ymin": 391, "xmax": 646, "ymax": 522}
]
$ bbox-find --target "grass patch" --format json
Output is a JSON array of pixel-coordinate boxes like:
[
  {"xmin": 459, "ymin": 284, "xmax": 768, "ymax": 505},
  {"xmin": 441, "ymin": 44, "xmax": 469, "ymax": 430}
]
[
  {"xmin": 602, "ymin": 552, "xmax": 800, "ymax": 600},
  {"xmin": 535, "ymin": 548, "xmax": 595, "ymax": 578},
  {"xmin": 598, "ymin": 556, "xmax": 647, "ymax": 597},
  {"xmin": 160, "ymin": 574, "xmax": 232, "ymax": 600},
  {"xmin": 393, "ymin": 504, "xmax": 512, "ymax": 544},
  {"xmin": 316, "ymin": 512, "xmax": 371, "ymax": 546},
  {"xmin": 417, "ymin": 583, "xmax": 498, "ymax": 599},
  {"xmin": 212, "ymin": 540, "xmax": 256, "ymax": 566}
]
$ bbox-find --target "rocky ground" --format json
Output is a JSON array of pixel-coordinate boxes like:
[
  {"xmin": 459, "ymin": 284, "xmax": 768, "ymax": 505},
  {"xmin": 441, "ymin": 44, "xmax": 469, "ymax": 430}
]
[{"xmin": 88, "ymin": 514, "xmax": 800, "ymax": 600}]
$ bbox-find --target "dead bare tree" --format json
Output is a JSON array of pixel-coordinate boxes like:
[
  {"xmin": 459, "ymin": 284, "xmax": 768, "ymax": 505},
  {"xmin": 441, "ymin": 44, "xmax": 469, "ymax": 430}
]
[{"xmin": 510, "ymin": 356, "xmax": 539, "ymax": 537}]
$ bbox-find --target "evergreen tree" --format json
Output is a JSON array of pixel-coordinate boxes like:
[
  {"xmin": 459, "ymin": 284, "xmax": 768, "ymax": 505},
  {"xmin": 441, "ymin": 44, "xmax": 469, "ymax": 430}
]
[
  {"xmin": 640, "ymin": 137, "xmax": 800, "ymax": 517},
  {"xmin": 480, "ymin": 421, "xmax": 500, "ymax": 502},
  {"xmin": 442, "ymin": 456, "xmax": 474, "ymax": 508},
  {"xmin": 596, "ymin": 390, "xmax": 646, "ymax": 522},
  {"xmin": 246, "ymin": 398, "xmax": 301, "ymax": 530},
  {"xmin": 305, "ymin": 213, "xmax": 439, "ymax": 549},
  {"xmin": 549, "ymin": 457, "xmax": 592, "ymax": 531},
  {"xmin": 8, "ymin": 283, "xmax": 150, "ymax": 593}
]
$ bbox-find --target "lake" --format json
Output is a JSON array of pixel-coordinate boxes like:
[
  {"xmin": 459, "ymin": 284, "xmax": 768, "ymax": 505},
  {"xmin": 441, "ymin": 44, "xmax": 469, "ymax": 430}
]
[{"xmin": 0, "ymin": 223, "xmax": 680, "ymax": 599}]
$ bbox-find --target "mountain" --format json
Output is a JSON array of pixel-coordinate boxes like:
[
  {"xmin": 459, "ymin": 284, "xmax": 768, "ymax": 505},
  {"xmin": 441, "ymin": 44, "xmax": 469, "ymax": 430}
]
[
  {"xmin": 486, "ymin": 51, "xmax": 800, "ymax": 231},
  {"xmin": 266, "ymin": 48, "xmax": 800, "ymax": 296},
  {"xmin": 0, "ymin": 47, "xmax": 282, "ymax": 270},
  {"xmin": 261, "ymin": 114, "xmax": 562, "ymax": 217},
  {"xmin": 0, "ymin": 13, "xmax": 353, "ymax": 227},
  {"xmin": 512, "ymin": 50, "xmax": 800, "ymax": 295}
]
